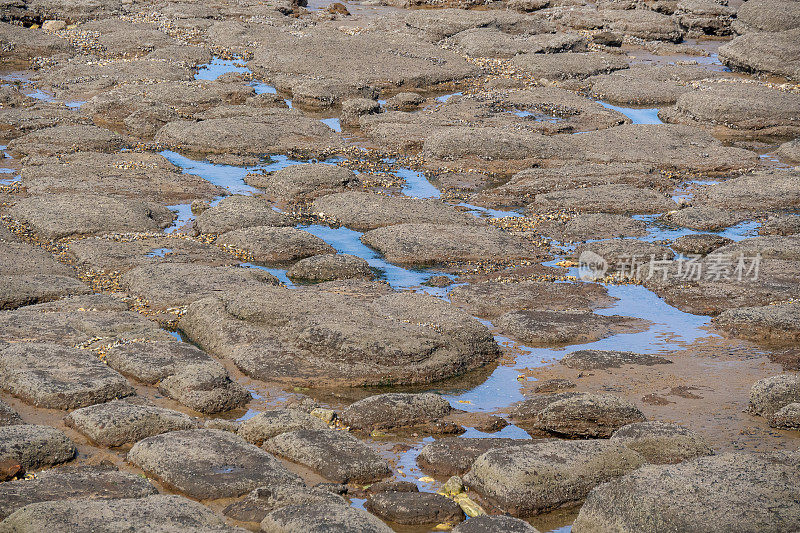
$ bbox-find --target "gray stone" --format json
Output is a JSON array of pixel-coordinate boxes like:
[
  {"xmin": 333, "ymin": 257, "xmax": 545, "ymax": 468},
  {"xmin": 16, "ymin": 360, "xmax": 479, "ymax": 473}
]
[
  {"xmin": 260, "ymin": 502, "xmax": 394, "ymax": 533},
  {"xmin": 496, "ymin": 309, "xmax": 648, "ymax": 347},
  {"xmin": 194, "ymin": 195, "xmax": 293, "ymax": 235},
  {"xmin": 341, "ymin": 393, "xmax": 453, "ymax": 431},
  {"xmin": 65, "ymin": 400, "xmax": 197, "ymax": 447},
  {"xmin": 734, "ymin": 0, "xmax": 800, "ymax": 33},
  {"xmin": 464, "ymin": 439, "xmax": 647, "ymax": 516},
  {"xmin": 0, "ymin": 465, "xmax": 157, "ymax": 520},
  {"xmin": 747, "ymin": 374, "xmax": 800, "ymax": 417},
  {"xmin": 510, "ymin": 52, "xmax": 628, "ymax": 80},
  {"xmin": 670, "ymin": 233, "xmax": 732, "ymax": 255},
  {"xmin": 0, "ymin": 494, "xmax": 242, "ymax": 532},
  {"xmin": 714, "ymin": 302, "xmax": 800, "ymax": 344},
  {"xmin": 0, "ymin": 274, "xmax": 90, "ymax": 311},
  {"xmin": 157, "ymin": 362, "xmax": 250, "ymax": 414},
  {"xmin": 0, "ymin": 424, "xmax": 76, "ymax": 470},
  {"xmin": 128, "ymin": 429, "xmax": 300, "ymax": 499},
  {"xmin": 453, "ymin": 516, "xmax": 540, "ymax": 532},
  {"xmin": 7, "ymin": 194, "xmax": 175, "ymax": 241},
  {"xmin": 385, "ymin": 92, "xmax": 424, "ymax": 111},
  {"xmin": 718, "ymin": 29, "xmax": 800, "ymax": 80},
  {"xmin": 571, "ymin": 452, "xmax": 800, "ymax": 533},
  {"xmin": 610, "ymin": 421, "xmax": 713, "ymax": 463},
  {"xmin": 216, "ymin": 226, "xmax": 334, "ymax": 263},
  {"xmin": 341, "ymin": 98, "xmax": 381, "ymax": 127},
  {"xmin": 0, "ymin": 343, "xmax": 134, "ymax": 409},
  {"xmin": 561, "ymin": 349, "xmax": 672, "ymax": 370},
  {"xmin": 769, "ymin": 402, "xmax": 800, "ymax": 430},
  {"xmin": 776, "ymin": 138, "xmax": 800, "ymax": 164},
  {"xmin": 244, "ymin": 163, "xmax": 359, "ymax": 204},
  {"xmin": 531, "ymin": 184, "xmax": 677, "ymax": 214},
  {"xmin": 534, "ymin": 393, "xmax": 647, "ymax": 438},
  {"xmin": 265, "ymin": 429, "xmax": 391, "ymax": 483},
  {"xmin": 223, "ymin": 483, "xmax": 346, "ymax": 523},
  {"xmin": 366, "ymin": 491, "xmax": 463, "ymax": 525},
  {"xmin": 238, "ymin": 409, "xmax": 329, "ymax": 445},
  {"xmin": 660, "ymin": 206, "xmax": 747, "ymax": 231},
  {"xmin": 0, "ymin": 400, "xmax": 22, "ymax": 427},
  {"xmin": 6, "ymin": 125, "xmax": 125, "ymax": 158},
  {"xmin": 696, "ymin": 168, "xmax": 800, "ymax": 211},
  {"xmin": 104, "ymin": 341, "xmax": 217, "ymax": 384},
  {"xmin": 287, "ymin": 254, "xmax": 374, "ymax": 282},
  {"xmin": 416, "ymin": 438, "xmax": 528, "ymax": 476}
]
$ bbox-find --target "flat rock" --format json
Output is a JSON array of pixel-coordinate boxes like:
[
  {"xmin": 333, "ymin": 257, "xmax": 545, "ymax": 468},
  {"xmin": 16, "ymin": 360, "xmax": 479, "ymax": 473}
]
[
  {"xmin": 8, "ymin": 194, "xmax": 175, "ymax": 241},
  {"xmin": 530, "ymin": 184, "xmax": 677, "ymax": 214},
  {"xmin": 510, "ymin": 52, "xmax": 628, "ymax": 80},
  {"xmin": 695, "ymin": 168, "xmax": 800, "ymax": 211},
  {"xmin": 179, "ymin": 286, "xmax": 499, "ymax": 387},
  {"xmin": 769, "ymin": 402, "xmax": 800, "ymax": 430},
  {"xmin": 65, "ymin": 400, "xmax": 197, "ymax": 447},
  {"xmin": 713, "ymin": 301, "xmax": 800, "ymax": 343},
  {"xmin": 311, "ymin": 191, "xmax": 478, "ymax": 231},
  {"xmin": 449, "ymin": 280, "xmax": 614, "ymax": 319},
  {"xmin": 6, "ymin": 125, "xmax": 125, "ymax": 158},
  {"xmin": 0, "ymin": 274, "xmax": 90, "ymax": 311},
  {"xmin": 0, "ymin": 400, "xmax": 22, "ymax": 427},
  {"xmin": 260, "ymin": 502, "xmax": 394, "ymax": 533},
  {"xmin": 0, "ymin": 424, "xmax": 76, "ymax": 470},
  {"xmin": 157, "ymin": 361, "xmax": 250, "ymax": 414},
  {"xmin": 416, "ymin": 437, "xmax": 529, "ymax": 476},
  {"xmin": 155, "ymin": 111, "xmax": 344, "ymax": 157},
  {"xmin": 223, "ymin": 483, "xmax": 346, "ymax": 523},
  {"xmin": 660, "ymin": 205, "xmax": 747, "ymax": 231},
  {"xmin": 776, "ymin": 138, "xmax": 800, "ymax": 164},
  {"xmin": 534, "ymin": 393, "xmax": 647, "ymax": 438},
  {"xmin": 0, "ymin": 22, "xmax": 73, "ymax": 65},
  {"xmin": 128, "ymin": 429, "xmax": 300, "ymax": 499},
  {"xmin": 610, "ymin": 421, "xmax": 713, "ymax": 464},
  {"xmin": 245, "ymin": 163, "xmax": 359, "ymax": 204},
  {"xmin": 495, "ymin": 309, "xmax": 648, "ymax": 346},
  {"xmin": 451, "ymin": 28, "xmax": 585, "ymax": 58},
  {"xmin": 340, "ymin": 393, "xmax": 453, "ymax": 431},
  {"xmin": 265, "ymin": 428, "xmax": 391, "ymax": 483},
  {"xmin": 452, "ymin": 516, "xmax": 541, "ymax": 532},
  {"xmin": 0, "ymin": 465, "xmax": 157, "ymax": 520},
  {"xmin": 670, "ymin": 233, "xmax": 732, "ymax": 255},
  {"xmin": 361, "ymin": 223, "xmax": 548, "ymax": 265},
  {"xmin": 588, "ymin": 64, "xmax": 712, "ymax": 105},
  {"xmin": 561, "ymin": 349, "xmax": 672, "ymax": 370},
  {"xmin": 464, "ymin": 439, "xmax": 647, "ymax": 516},
  {"xmin": 761, "ymin": 214, "xmax": 800, "ymax": 236},
  {"xmin": 194, "ymin": 195, "xmax": 294, "ymax": 235},
  {"xmin": 571, "ymin": 452, "xmax": 800, "ymax": 533},
  {"xmin": 120, "ymin": 263, "xmax": 280, "ymax": 310},
  {"xmin": 216, "ymin": 226, "xmax": 334, "ymax": 263},
  {"xmin": 0, "ymin": 343, "xmax": 134, "ymax": 409},
  {"xmin": 238, "ymin": 409, "xmax": 329, "ymax": 445},
  {"xmin": 104, "ymin": 341, "xmax": 218, "ymax": 384},
  {"xmin": 366, "ymin": 491, "xmax": 463, "ymax": 525},
  {"xmin": 718, "ymin": 29, "xmax": 800, "ymax": 80},
  {"xmin": 532, "ymin": 213, "xmax": 648, "ymax": 242},
  {"xmin": 733, "ymin": 0, "xmax": 800, "ymax": 33},
  {"xmin": 0, "ymin": 494, "xmax": 242, "ymax": 533},
  {"xmin": 287, "ymin": 254, "xmax": 374, "ymax": 282},
  {"xmin": 747, "ymin": 374, "xmax": 800, "ymax": 417}
]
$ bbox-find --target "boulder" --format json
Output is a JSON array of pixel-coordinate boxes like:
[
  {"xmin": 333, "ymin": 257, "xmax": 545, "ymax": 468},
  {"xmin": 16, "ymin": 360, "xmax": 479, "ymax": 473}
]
[
  {"xmin": 769, "ymin": 403, "xmax": 800, "ymax": 430},
  {"xmin": 533, "ymin": 393, "xmax": 647, "ymax": 438},
  {"xmin": 495, "ymin": 309, "xmax": 648, "ymax": 346},
  {"xmin": 157, "ymin": 362, "xmax": 251, "ymax": 414},
  {"xmin": 366, "ymin": 491, "xmax": 463, "ymax": 525},
  {"xmin": 510, "ymin": 52, "xmax": 628, "ymax": 80},
  {"xmin": 216, "ymin": 226, "xmax": 335, "ymax": 263},
  {"xmin": 561, "ymin": 349, "xmax": 672, "ymax": 370},
  {"xmin": 713, "ymin": 302, "xmax": 800, "ymax": 344},
  {"xmin": 747, "ymin": 374, "xmax": 800, "ymax": 417},
  {"xmin": 340, "ymin": 393, "xmax": 453, "ymax": 431},
  {"xmin": 610, "ymin": 421, "xmax": 713, "ymax": 463},
  {"xmin": 286, "ymin": 254, "xmax": 374, "ymax": 282},
  {"xmin": 194, "ymin": 195, "xmax": 293, "ymax": 235},
  {"xmin": 244, "ymin": 163, "xmax": 359, "ymax": 203},
  {"xmin": 265, "ymin": 428, "xmax": 391, "ymax": 483},
  {"xmin": 104, "ymin": 341, "xmax": 222, "ymax": 384},
  {"xmin": 416, "ymin": 438, "xmax": 528, "ymax": 476},
  {"xmin": 718, "ymin": 29, "xmax": 800, "ymax": 80},
  {"xmin": 127, "ymin": 429, "xmax": 300, "ymax": 499},
  {"xmin": 223, "ymin": 483, "xmax": 346, "ymax": 523},
  {"xmin": 452, "ymin": 515, "xmax": 541, "ymax": 532},
  {"xmin": 260, "ymin": 502, "xmax": 394, "ymax": 533},
  {"xmin": 0, "ymin": 424, "xmax": 76, "ymax": 470},
  {"xmin": 238, "ymin": 409, "xmax": 329, "ymax": 445}
]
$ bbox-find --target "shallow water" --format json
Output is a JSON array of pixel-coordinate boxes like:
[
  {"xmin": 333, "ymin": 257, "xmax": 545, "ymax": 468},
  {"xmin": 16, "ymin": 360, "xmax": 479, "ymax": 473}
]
[
  {"xmin": 194, "ymin": 58, "xmax": 250, "ymax": 81},
  {"xmin": 598, "ymin": 101, "xmax": 663, "ymax": 125}
]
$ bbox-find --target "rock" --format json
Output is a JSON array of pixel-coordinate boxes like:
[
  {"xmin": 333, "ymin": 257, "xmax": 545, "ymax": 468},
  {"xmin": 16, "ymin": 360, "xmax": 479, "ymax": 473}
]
[
  {"xmin": 416, "ymin": 438, "xmax": 528, "ymax": 476},
  {"xmin": 610, "ymin": 421, "xmax": 713, "ymax": 463},
  {"xmin": 311, "ymin": 191, "xmax": 478, "ymax": 231},
  {"xmin": 361, "ymin": 223, "xmax": 548, "ymax": 265},
  {"xmin": 589, "ymin": 69, "xmax": 690, "ymax": 105},
  {"xmin": 571, "ymin": 452, "xmax": 800, "ymax": 533},
  {"xmin": 532, "ymin": 213, "xmax": 648, "ymax": 242},
  {"xmin": 179, "ymin": 286, "xmax": 499, "ymax": 387},
  {"xmin": 341, "ymin": 98, "xmax": 381, "ymax": 127},
  {"xmin": 660, "ymin": 205, "xmax": 746, "ymax": 231},
  {"xmin": 449, "ymin": 280, "xmax": 614, "ymax": 319},
  {"xmin": 238, "ymin": 409, "xmax": 329, "ymax": 445},
  {"xmin": 120, "ymin": 263, "xmax": 280, "ymax": 310},
  {"xmin": 385, "ymin": 92, "xmax": 425, "ymax": 111},
  {"xmin": 0, "ymin": 343, "xmax": 134, "ymax": 409},
  {"xmin": 573, "ymin": 239, "xmax": 674, "ymax": 268},
  {"xmin": 533, "ymin": 393, "xmax": 647, "ymax": 438},
  {"xmin": 718, "ymin": 29, "xmax": 800, "ymax": 80},
  {"xmin": 776, "ymin": 138, "xmax": 800, "ymax": 164},
  {"xmin": 0, "ymin": 424, "xmax": 76, "ymax": 470},
  {"xmin": 0, "ymin": 465, "xmax": 157, "ymax": 520},
  {"xmin": 673, "ymin": 0, "xmax": 735, "ymax": 36},
  {"xmin": 216, "ymin": 226, "xmax": 335, "ymax": 263},
  {"xmin": 128, "ymin": 429, "xmax": 300, "ymax": 499},
  {"xmin": 155, "ymin": 111, "xmax": 344, "ymax": 157},
  {"xmin": 194, "ymin": 195, "xmax": 293, "ymax": 235},
  {"xmin": 260, "ymin": 502, "xmax": 394, "ymax": 533},
  {"xmin": 453, "ymin": 515, "xmax": 541, "ymax": 532},
  {"xmin": 530, "ymin": 378, "xmax": 576, "ymax": 393},
  {"xmin": 495, "ymin": 309, "xmax": 648, "ymax": 346},
  {"xmin": 670, "ymin": 233, "xmax": 732, "ymax": 255},
  {"xmin": 510, "ymin": 52, "xmax": 628, "ymax": 80},
  {"xmin": 695, "ymin": 168, "xmax": 800, "ymax": 211},
  {"xmin": 367, "ymin": 480, "xmax": 419, "ymax": 494},
  {"xmin": 0, "ymin": 271, "xmax": 89, "ymax": 310},
  {"xmin": 65, "ymin": 400, "xmax": 197, "ymax": 447},
  {"xmin": 0, "ymin": 400, "xmax": 22, "ymax": 427},
  {"xmin": 603, "ymin": 9, "xmax": 684, "ymax": 41},
  {"xmin": 561, "ymin": 349, "xmax": 672, "ymax": 370},
  {"xmin": 7, "ymin": 124, "xmax": 125, "ymax": 158},
  {"xmin": 769, "ymin": 402, "xmax": 800, "ymax": 430},
  {"xmin": 157, "ymin": 362, "xmax": 251, "ymax": 414},
  {"xmin": 761, "ymin": 214, "xmax": 800, "ymax": 236},
  {"xmin": 746, "ymin": 374, "xmax": 800, "ymax": 417},
  {"xmin": 7, "ymin": 194, "xmax": 174, "ymax": 241},
  {"xmin": 244, "ymin": 163, "xmax": 359, "ymax": 204},
  {"xmin": 530, "ymin": 184, "xmax": 677, "ymax": 214},
  {"xmin": 366, "ymin": 491, "xmax": 463, "ymax": 525},
  {"xmin": 592, "ymin": 31, "xmax": 623, "ymax": 47},
  {"xmin": 661, "ymin": 83, "xmax": 800, "ymax": 138},
  {"xmin": 0, "ymin": 494, "xmax": 242, "ymax": 532},
  {"xmin": 287, "ymin": 254, "xmax": 374, "ymax": 282},
  {"xmin": 464, "ymin": 439, "xmax": 647, "ymax": 516},
  {"xmin": 341, "ymin": 393, "xmax": 453, "ymax": 431},
  {"xmin": 224, "ymin": 483, "xmax": 346, "ymax": 523},
  {"xmin": 104, "ymin": 341, "xmax": 219, "ymax": 384},
  {"xmin": 0, "ymin": 22, "xmax": 73, "ymax": 65},
  {"xmin": 733, "ymin": 0, "xmax": 800, "ymax": 33},
  {"xmin": 451, "ymin": 28, "xmax": 585, "ymax": 58},
  {"xmin": 713, "ymin": 301, "xmax": 800, "ymax": 344},
  {"xmin": 265, "ymin": 429, "xmax": 390, "ymax": 483}
]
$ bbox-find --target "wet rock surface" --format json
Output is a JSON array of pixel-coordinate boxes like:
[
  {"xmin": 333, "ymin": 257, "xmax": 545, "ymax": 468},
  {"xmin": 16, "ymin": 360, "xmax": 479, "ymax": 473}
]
[
  {"xmin": 287, "ymin": 253, "xmax": 375, "ymax": 282},
  {"xmin": 496, "ymin": 309, "xmax": 648, "ymax": 347},
  {"xmin": 452, "ymin": 515, "xmax": 541, "ymax": 532},
  {"xmin": 341, "ymin": 393, "xmax": 453, "ymax": 431},
  {"xmin": 561, "ymin": 349, "xmax": 672, "ymax": 370},
  {"xmin": 260, "ymin": 502, "xmax": 394, "ymax": 533},
  {"xmin": 610, "ymin": 421, "xmax": 713, "ymax": 463},
  {"xmin": 0, "ymin": 424, "xmax": 76, "ymax": 470},
  {"xmin": 366, "ymin": 491, "xmax": 464, "ymax": 525},
  {"xmin": 417, "ymin": 437, "xmax": 529, "ymax": 476}
]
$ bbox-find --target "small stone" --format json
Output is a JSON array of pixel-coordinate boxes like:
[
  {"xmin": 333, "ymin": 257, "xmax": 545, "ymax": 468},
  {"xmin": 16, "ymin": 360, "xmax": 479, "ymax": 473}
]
[
  {"xmin": 442, "ymin": 475, "xmax": 465, "ymax": 496},
  {"xmin": 310, "ymin": 407, "xmax": 337, "ymax": 424},
  {"xmin": 0, "ymin": 459, "xmax": 24, "ymax": 482}
]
